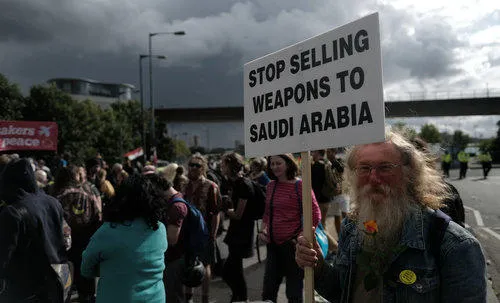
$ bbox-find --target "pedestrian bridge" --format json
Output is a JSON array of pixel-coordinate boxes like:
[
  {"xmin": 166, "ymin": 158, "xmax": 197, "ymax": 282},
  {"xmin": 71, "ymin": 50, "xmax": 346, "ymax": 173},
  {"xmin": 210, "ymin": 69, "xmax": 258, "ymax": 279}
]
[{"xmin": 157, "ymin": 89, "xmax": 500, "ymax": 123}]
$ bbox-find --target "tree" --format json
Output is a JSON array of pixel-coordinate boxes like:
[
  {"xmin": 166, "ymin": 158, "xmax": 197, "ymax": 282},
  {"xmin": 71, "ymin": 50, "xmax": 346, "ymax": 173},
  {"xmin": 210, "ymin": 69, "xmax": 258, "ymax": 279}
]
[
  {"xmin": 419, "ymin": 124, "xmax": 441, "ymax": 143},
  {"xmin": 174, "ymin": 139, "xmax": 191, "ymax": 160},
  {"xmin": 23, "ymin": 84, "xmax": 87, "ymax": 162},
  {"xmin": 440, "ymin": 132, "xmax": 453, "ymax": 149},
  {"xmin": 0, "ymin": 73, "xmax": 25, "ymax": 120},
  {"xmin": 155, "ymin": 136, "xmax": 191, "ymax": 161},
  {"xmin": 479, "ymin": 138, "xmax": 495, "ymax": 153},
  {"xmin": 391, "ymin": 121, "xmax": 417, "ymax": 139},
  {"xmin": 0, "ymin": 74, "xmax": 154, "ymax": 165},
  {"xmin": 492, "ymin": 120, "xmax": 500, "ymax": 163},
  {"xmin": 105, "ymin": 100, "xmax": 144, "ymax": 163},
  {"xmin": 452, "ymin": 130, "xmax": 470, "ymax": 151}
]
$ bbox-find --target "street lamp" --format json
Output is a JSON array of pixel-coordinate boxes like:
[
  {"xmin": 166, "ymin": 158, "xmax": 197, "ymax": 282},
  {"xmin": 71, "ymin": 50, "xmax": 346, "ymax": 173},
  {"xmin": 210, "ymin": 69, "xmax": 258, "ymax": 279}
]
[
  {"xmin": 148, "ymin": 30, "xmax": 185, "ymax": 160},
  {"xmin": 139, "ymin": 54, "xmax": 167, "ymax": 162}
]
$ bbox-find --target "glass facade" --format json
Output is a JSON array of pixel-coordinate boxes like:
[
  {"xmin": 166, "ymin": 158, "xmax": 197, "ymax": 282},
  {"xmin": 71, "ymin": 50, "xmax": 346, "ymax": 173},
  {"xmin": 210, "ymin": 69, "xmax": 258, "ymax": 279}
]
[{"xmin": 47, "ymin": 78, "xmax": 134, "ymax": 100}]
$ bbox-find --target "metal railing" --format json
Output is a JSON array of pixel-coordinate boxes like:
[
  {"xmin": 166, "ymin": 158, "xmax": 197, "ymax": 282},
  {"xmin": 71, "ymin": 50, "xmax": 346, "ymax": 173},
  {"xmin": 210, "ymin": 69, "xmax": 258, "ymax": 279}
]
[{"xmin": 384, "ymin": 88, "xmax": 500, "ymax": 102}]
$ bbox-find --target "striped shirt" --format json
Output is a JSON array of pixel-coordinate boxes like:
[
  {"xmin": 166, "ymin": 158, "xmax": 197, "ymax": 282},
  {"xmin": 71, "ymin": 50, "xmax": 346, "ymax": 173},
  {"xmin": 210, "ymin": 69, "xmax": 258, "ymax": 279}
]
[{"xmin": 262, "ymin": 179, "xmax": 321, "ymax": 245}]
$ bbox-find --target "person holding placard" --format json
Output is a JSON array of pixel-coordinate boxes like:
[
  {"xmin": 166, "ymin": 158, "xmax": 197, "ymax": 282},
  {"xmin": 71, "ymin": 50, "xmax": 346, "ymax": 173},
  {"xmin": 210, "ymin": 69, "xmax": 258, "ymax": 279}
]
[
  {"xmin": 295, "ymin": 131, "xmax": 486, "ymax": 302},
  {"xmin": 259, "ymin": 153, "xmax": 321, "ymax": 303}
]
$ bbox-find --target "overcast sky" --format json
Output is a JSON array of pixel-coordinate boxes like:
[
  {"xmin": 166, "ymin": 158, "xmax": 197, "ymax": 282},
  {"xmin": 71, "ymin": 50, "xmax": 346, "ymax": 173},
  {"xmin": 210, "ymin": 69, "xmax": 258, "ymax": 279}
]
[{"xmin": 1, "ymin": 0, "xmax": 499, "ymax": 145}]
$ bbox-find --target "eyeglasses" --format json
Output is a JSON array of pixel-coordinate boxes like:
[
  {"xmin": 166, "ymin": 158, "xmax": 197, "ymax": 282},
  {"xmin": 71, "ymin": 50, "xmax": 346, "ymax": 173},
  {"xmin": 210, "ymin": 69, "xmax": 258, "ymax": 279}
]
[
  {"xmin": 188, "ymin": 163, "xmax": 202, "ymax": 169},
  {"xmin": 354, "ymin": 163, "xmax": 402, "ymax": 177}
]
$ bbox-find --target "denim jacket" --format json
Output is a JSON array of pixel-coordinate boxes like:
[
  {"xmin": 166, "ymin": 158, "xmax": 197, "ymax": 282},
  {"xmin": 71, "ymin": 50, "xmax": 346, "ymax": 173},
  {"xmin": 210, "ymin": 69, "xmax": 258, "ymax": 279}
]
[{"xmin": 315, "ymin": 205, "xmax": 486, "ymax": 303}]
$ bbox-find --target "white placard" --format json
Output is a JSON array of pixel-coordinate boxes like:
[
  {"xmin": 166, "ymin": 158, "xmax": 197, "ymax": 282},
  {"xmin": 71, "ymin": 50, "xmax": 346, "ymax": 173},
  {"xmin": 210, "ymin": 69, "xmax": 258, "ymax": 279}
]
[{"xmin": 244, "ymin": 13, "xmax": 385, "ymax": 158}]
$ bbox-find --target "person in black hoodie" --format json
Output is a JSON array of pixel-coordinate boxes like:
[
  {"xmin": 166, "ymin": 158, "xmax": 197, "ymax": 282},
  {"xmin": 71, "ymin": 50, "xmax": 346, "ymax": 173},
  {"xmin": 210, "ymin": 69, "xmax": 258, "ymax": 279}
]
[{"xmin": 0, "ymin": 158, "xmax": 68, "ymax": 303}]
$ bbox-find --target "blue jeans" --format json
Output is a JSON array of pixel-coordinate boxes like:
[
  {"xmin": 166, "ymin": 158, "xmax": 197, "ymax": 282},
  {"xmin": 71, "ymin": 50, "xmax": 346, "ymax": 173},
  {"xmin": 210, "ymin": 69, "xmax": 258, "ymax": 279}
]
[{"xmin": 262, "ymin": 241, "xmax": 303, "ymax": 303}]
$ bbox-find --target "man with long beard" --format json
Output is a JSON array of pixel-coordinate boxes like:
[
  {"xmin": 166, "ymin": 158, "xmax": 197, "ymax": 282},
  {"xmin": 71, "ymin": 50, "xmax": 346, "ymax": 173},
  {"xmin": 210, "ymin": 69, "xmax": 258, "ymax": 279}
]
[{"xmin": 295, "ymin": 131, "xmax": 486, "ymax": 302}]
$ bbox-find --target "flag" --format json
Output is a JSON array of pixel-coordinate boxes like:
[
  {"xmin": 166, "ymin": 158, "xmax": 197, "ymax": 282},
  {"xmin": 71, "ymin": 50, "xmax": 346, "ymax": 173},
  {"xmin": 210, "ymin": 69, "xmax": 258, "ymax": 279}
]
[{"xmin": 124, "ymin": 147, "xmax": 144, "ymax": 160}]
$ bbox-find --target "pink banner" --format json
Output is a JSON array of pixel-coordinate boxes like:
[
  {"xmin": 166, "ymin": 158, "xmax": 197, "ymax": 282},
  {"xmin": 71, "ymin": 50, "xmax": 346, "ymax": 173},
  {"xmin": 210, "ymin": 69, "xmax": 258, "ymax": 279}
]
[{"xmin": 0, "ymin": 121, "xmax": 58, "ymax": 151}]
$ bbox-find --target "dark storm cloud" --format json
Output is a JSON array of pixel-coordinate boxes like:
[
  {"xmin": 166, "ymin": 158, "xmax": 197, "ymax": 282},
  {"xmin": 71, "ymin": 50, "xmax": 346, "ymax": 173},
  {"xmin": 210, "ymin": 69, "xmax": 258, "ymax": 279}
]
[
  {"xmin": 0, "ymin": 1, "xmax": 57, "ymax": 43},
  {"xmin": 153, "ymin": 51, "xmax": 244, "ymax": 108},
  {"xmin": 7, "ymin": 45, "xmax": 244, "ymax": 108},
  {"xmin": 0, "ymin": 0, "xmax": 495, "ymax": 112}
]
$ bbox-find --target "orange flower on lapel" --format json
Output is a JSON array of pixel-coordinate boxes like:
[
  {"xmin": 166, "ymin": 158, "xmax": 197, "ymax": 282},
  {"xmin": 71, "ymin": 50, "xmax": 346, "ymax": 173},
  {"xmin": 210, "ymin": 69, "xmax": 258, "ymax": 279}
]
[{"xmin": 363, "ymin": 220, "xmax": 378, "ymax": 234}]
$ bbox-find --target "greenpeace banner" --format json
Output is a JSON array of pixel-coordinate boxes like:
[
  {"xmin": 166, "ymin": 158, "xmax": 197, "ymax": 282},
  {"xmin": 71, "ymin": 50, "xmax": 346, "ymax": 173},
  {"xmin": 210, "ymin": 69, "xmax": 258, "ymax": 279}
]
[
  {"xmin": 244, "ymin": 13, "xmax": 385, "ymax": 157},
  {"xmin": 0, "ymin": 121, "xmax": 58, "ymax": 151}
]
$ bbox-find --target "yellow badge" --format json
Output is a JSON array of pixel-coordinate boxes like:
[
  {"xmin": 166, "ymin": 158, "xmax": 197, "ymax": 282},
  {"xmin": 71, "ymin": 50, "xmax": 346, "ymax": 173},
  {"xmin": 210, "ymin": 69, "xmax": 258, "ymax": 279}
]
[{"xmin": 399, "ymin": 270, "xmax": 417, "ymax": 285}]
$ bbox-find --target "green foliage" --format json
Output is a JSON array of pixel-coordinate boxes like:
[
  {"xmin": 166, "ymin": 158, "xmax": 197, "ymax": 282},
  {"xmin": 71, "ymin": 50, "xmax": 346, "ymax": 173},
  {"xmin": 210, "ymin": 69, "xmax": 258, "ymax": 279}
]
[
  {"xmin": 419, "ymin": 124, "xmax": 441, "ymax": 143},
  {"xmin": 440, "ymin": 132, "xmax": 453, "ymax": 149},
  {"xmin": 479, "ymin": 139, "xmax": 494, "ymax": 153},
  {"xmin": 452, "ymin": 130, "xmax": 470, "ymax": 151},
  {"xmin": 391, "ymin": 121, "xmax": 417, "ymax": 140},
  {"xmin": 23, "ymin": 85, "xmax": 82, "ymax": 160},
  {"xmin": 492, "ymin": 121, "xmax": 500, "ymax": 162},
  {"xmin": 156, "ymin": 137, "xmax": 174, "ymax": 161},
  {"xmin": 0, "ymin": 74, "xmax": 25, "ymax": 120},
  {"xmin": 105, "ymin": 100, "xmax": 144, "ymax": 163},
  {"xmin": 156, "ymin": 137, "xmax": 191, "ymax": 162},
  {"xmin": 4, "ymin": 77, "xmax": 145, "ymax": 164},
  {"xmin": 174, "ymin": 140, "xmax": 191, "ymax": 159},
  {"xmin": 0, "ymin": 73, "xmax": 225, "ymax": 164}
]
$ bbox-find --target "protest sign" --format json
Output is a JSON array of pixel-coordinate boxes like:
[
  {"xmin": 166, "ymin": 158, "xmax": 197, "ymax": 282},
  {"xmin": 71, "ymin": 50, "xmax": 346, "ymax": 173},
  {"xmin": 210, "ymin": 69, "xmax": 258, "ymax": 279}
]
[
  {"xmin": 0, "ymin": 121, "xmax": 58, "ymax": 152},
  {"xmin": 244, "ymin": 13, "xmax": 384, "ymax": 158},
  {"xmin": 244, "ymin": 13, "xmax": 385, "ymax": 303}
]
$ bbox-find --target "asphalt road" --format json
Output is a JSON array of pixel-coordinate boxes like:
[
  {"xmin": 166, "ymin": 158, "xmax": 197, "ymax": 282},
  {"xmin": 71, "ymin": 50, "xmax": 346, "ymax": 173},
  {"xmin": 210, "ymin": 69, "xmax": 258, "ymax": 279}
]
[{"xmin": 447, "ymin": 165, "xmax": 500, "ymax": 301}]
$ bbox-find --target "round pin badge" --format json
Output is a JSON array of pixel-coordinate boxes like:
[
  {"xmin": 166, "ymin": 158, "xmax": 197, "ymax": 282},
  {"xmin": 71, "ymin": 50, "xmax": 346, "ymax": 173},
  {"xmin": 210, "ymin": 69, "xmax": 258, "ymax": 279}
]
[{"xmin": 399, "ymin": 269, "xmax": 417, "ymax": 285}]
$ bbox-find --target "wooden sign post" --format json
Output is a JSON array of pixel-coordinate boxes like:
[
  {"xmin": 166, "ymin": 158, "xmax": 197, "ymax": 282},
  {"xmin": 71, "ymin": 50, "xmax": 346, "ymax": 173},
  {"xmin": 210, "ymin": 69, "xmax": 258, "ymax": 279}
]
[{"xmin": 300, "ymin": 151, "xmax": 315, "ymax": 303}]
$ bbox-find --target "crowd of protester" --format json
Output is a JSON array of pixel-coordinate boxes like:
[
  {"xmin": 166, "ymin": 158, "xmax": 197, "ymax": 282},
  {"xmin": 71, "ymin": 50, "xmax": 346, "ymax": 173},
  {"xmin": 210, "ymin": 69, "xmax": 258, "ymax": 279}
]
[{"xmin": 0, "ymin": 129, "xmax": 488, "ymax": 302}]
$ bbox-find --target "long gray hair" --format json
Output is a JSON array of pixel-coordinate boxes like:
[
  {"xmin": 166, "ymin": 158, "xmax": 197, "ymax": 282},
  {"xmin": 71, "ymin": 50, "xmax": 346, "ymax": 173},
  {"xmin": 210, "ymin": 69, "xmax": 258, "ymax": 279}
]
[{"xmin": 344, "ymin": 130, "xmax": 450, "ymax": 217}]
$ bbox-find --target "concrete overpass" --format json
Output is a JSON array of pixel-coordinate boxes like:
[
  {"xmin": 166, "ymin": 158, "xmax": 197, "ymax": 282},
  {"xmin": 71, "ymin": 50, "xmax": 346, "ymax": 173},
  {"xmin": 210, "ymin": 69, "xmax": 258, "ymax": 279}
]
[{"xmin": 156, "ymin": 96, "xmax": 500, "ymax": 123}]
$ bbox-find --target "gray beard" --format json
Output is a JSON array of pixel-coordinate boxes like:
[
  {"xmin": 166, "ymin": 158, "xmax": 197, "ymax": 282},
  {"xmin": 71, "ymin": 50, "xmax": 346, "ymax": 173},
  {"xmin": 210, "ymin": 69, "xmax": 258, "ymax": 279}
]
[{"xmin": 356, "ymin": 184, "xmax": 411, "ymax": 253}]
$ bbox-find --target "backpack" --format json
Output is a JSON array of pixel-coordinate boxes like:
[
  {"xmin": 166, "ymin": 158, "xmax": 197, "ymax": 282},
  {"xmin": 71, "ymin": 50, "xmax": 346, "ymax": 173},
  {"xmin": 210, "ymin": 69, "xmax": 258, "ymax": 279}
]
[
  {"xmin": 248, "ymin": 180, "xmax": 267, "ymax": 220},
  {"xmin": 321, "ymin": 161, "xmax": 340, "ymax": 199},
  {"xmin": 440, "ymin": 182, "xmax": 465, "ymax": 227},
  {"xmin": 171, "ymin": 197, "xmax": 209, "ymax": 263},
  {"xmin": 430, "ymin": 209, "xmax": 451, "ymax": 264},
  {"xmin": 57, "ymin": 187, "xmax": 100, "ymax": 229},
  {"xmin": 206, "ymin": 168, "xmax": 222, "ymax": 188}
]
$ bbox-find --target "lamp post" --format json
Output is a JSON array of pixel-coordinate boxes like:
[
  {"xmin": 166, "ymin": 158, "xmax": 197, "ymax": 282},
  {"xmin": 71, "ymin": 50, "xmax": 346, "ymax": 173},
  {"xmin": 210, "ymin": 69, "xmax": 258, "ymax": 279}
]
[
  {"xmin": 139, "ymin": 54, "xmax": 167, "ymax": 162},
  {"xmin": 148, "ymin": 30, "xmax": 185, "ymax": 160}
]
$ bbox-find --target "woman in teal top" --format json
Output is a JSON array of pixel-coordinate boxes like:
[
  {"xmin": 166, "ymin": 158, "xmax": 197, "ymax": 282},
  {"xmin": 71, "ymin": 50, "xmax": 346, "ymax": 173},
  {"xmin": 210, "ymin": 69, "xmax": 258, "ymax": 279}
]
[{"xmin": 81, "ymin": 174, "xmax": 168, "ymax": 303}]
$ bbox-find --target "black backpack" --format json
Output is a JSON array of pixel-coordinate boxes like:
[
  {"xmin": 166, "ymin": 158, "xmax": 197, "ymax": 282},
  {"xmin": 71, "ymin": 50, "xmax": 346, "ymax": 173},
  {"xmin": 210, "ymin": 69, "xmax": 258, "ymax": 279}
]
[
  {"xmin": 248, "ymin": 180, "xmax": 267, "ymax": 220},
  {"xmin": 440, "ymin": 182, "xmax": 465, "ymax": 227}
]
